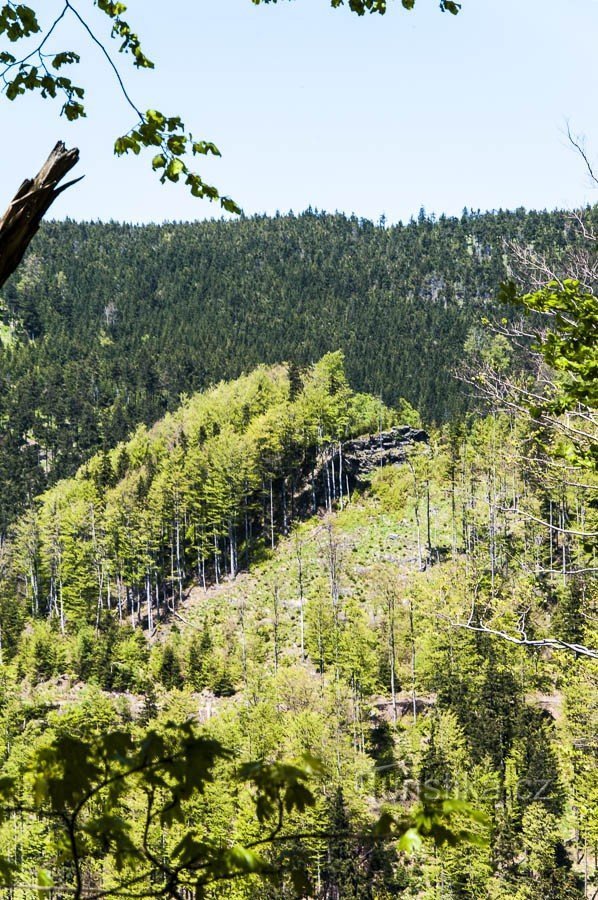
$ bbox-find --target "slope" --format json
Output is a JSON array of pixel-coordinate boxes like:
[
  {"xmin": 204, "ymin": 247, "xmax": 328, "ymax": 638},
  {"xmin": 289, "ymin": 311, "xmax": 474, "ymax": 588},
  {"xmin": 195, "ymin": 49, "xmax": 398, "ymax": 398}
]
[
  {"xmin": 0, "ymin": 205, "xmax": 589, "ymax": 531},
  {"xmin": 0, "ymin": 357, "xmax": 595, "ymax": 897}
]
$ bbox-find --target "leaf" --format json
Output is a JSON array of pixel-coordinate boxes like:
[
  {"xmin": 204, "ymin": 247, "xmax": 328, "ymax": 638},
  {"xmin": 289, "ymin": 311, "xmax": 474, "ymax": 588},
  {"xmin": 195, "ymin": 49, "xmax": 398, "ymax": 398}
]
[
  {"xmin": 172, "ymin": 833, "xmax": 210, "ymax": 867},
  {"xmin": 372, "ymin": 810, "xmax": 398, "ymax": 837},
  {"xmin": 192, "ymin": 140, "xmax": 222, "ymax": 157},
  {"xmin": 96, "ymin": 1, "xmax": 128, "ymax": 17},
  {"xmin": 223, "ymin": 845, "xmax": 267, "ymax": 874},
  {"xmin": 221, "ymin": 196, "xmax": 242, "ymax": 214},
  {"xmin": 36, "ymin": 868, "xmax": 54, "ymax": 898},
  {"xmin": 397, "ymin": 827, "xmax": 423, "ymax": 853},
  {"xmin": 284, "ymin": 781, "xmax": 313, "ymax": 813},
  {"xmin": 52, "ymin": 51, "xmax": 80, "ymax": 69},
  {"xmin": 165, "ymin": 158, "xmax": 185, "ymax": 181},
  {"xmin": 5, "ymin": 77, "xmax": 24, "ymax": 100},
  {"xmin": 167, "ymin": 134, "xmax": 186, "ymax": 155},
  {"xmin": 146, "ymin": 108, "xmax": 166, "ymax": 127},
  {"xmin": 62, "ymin": 100, "xmax": 86, "ymax": 120},
  {"xmin": 0, "ymin": 3, "xmax": 39, "ymax": 39}
]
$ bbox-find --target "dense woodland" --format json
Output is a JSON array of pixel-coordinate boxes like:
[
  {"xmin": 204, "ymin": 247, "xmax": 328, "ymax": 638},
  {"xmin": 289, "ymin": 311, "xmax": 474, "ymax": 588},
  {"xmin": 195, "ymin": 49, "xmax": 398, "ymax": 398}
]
[
  {"xmin": 0, "ymin": 336, "xmax": 595, "ymax": 896},
  {"xmin": 0, "ymin": 1, "xmax": 596, "ymax": 896},
  {"xmin": 0, "ymin": 206, "xmax": 590, "ymax": 532}
]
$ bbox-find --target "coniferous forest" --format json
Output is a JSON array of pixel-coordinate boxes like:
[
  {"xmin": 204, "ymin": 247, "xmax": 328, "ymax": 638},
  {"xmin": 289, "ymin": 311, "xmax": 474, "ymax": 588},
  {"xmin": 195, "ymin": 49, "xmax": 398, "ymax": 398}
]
[
  {"xmin": 1, "ymin": 0, "xmax": 598, "ymax": 895},
  {"xmin": 0, "ymin": 201, "xmax": 595, "ymax": 898},
  {"xmin": 0, "ymin": 207, "xmax": 588, "ymax": 532}
]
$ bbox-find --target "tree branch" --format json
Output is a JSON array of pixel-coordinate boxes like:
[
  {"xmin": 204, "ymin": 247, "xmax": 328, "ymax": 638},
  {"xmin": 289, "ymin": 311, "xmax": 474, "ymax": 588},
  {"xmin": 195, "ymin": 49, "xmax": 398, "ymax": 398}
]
[
  {"xmin": 447, "ymin": 618, "xmax": 598, "ymax": 659},
  {"xmin": 0, "ymin": 141, "xmax": 81, "ymax": 290}
]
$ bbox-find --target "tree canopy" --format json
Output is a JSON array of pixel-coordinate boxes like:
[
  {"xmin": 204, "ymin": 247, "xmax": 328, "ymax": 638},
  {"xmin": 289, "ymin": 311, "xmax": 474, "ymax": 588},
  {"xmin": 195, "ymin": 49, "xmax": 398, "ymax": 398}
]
[{"xmin": 0, "ymin": 206, "xmax": 580, "ymax": 533}]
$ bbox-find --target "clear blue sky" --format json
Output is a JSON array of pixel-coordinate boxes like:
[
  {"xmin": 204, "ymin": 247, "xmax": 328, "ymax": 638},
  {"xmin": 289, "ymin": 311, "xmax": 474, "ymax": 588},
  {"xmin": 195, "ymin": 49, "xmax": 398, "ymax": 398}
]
[{"xmin": 2, "ymin": 0, "xmax": 598, "ymax": 223}]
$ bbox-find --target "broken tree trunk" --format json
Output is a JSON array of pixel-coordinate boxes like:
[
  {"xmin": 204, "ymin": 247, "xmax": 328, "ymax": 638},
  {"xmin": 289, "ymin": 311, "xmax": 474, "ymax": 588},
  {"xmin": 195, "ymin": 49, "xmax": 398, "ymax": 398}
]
[{"xmin": 0, "ymin": 141, "xmax": 81, "ymax": 290}]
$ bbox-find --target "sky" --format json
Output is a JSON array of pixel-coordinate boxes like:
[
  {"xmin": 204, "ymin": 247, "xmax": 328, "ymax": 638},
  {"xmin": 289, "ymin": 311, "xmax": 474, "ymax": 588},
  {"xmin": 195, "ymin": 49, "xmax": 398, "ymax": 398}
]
[{"xmin": 1, "ymin": 0, "xmax": 598, "ymax": 224}]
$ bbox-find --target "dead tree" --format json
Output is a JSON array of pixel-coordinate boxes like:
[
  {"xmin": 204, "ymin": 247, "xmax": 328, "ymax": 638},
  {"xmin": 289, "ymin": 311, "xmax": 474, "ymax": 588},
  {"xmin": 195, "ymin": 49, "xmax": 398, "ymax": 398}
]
[{"xmin": 0, "ymin": 142, "xmax": 81, "ymax": 290}]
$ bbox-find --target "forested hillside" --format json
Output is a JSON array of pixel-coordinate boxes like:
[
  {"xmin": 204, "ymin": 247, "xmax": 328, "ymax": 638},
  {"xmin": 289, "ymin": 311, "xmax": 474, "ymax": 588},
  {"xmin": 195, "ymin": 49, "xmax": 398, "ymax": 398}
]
[
  {"xmin": 1, "ymin": 0, "xmax": 597, "ymax": 894},
  {"xmin": 0, "ymin": 206, "xmax": 587, "ymax": 531},
  {"xmin": 0, "ymin": 353, "xmax": 399, "ymax": 648},
  {"xmin": 0, "ymin": 352, "xmax": 595, "ymax": 898}
]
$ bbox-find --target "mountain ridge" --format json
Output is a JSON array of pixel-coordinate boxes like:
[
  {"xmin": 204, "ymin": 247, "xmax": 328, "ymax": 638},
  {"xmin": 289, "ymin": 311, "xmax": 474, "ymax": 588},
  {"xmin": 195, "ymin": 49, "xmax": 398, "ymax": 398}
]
[{"xmin": 0, "ymin": 205, "xmax": 589, "ymax": 531}]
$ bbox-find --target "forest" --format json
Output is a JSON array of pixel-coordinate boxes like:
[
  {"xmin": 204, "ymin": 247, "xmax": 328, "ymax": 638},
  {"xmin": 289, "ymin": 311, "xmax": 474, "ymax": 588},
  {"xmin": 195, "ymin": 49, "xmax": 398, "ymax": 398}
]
[
  {"xmin": 0, "ymin": 0, "xmax": 596, "ymax": 895},
  {"xmin": 0, "ymin": 206, "xmax": 591, "ymax": 533},
  {"xmin": 0, "ymin": 281, "xmax": 594, "ymax": 896}
]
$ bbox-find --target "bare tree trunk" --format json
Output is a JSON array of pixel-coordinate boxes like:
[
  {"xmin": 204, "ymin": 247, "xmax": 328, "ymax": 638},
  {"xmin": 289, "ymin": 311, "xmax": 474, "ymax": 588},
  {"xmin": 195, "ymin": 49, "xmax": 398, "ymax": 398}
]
[
  {"xmin": 0, "ymin": 142, "xmax": 81, "ymax": 289},
  {"xmin": 272, "ymin": 582, "xmax": 280, "ymax": 673},
  {"xmin": 409, "ymin": 598, "xmax": 417, "ymax": 723},
  {"xmin": 295, "ymin": 537, "xmax": 306, "ymax": 660},
  {"xmin": 386, "ymin": 583, "xmax": 398, "ymax": 724},
  {"xmin": 407, "ymin": 459, "xmax": 424, "ymax": 570}
]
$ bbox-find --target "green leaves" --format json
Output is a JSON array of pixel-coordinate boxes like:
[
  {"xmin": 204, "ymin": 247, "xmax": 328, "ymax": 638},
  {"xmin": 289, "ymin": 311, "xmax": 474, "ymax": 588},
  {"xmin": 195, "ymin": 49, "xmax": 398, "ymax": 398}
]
[
  {"xmin": 36, "ymin": 868, "xmax": 54, "ymax": 899},
  {"xmin": 34, "ymin": 734, "xmax": 102, "ymax": 809},
  {"xmin": 63, "ymin": 98, "xmax": 85, "ymax": 120},
  {"xmin": 0, "ymin": 3, "xmax": 236, "ymax": 211},
  {"xmin": 373, "ymin": 795, "xmax": 489, "ymax": 852},
  {"xmin": 0, "ymin": 721, "xmax": 325, "ymax": 896},
  {"xmin": 221, "ymin": 844, "xmax": 268, "ymax": 874},
  {"xmin": 115, "ymin": 109, "xmax": 241, "ymax": 211},
  {"xmin": 52, "ymin": 51, "xmax": 80, "ymax": 69},
  {"xmin": 239, "ymin": 754, "xmax": 321, "ymax": 822},
  {"xmin": 95, "ymin": 0, "xmax": 154, "ymax": 69},
  {"xmin": 1, "ymin": 0, "xmax": 462, "ymax": 211},
  {"xmin": 0, "ymin": 3, "xmax": 40, "ymax": 41},
  {"xmin": 255, "ymin": 0, "xmax": 460, "ymax": 14},
  {"xmin": 165, "ymin": 157, "xmax": 185, "ymax": 181},
  {"xmin": 498, "ymin": 276, "xmax": 598, "ymax": 473},
  {"xmin": 0, "ymin": 3, "xmax": 85, "ymax": 114},
  {"xmin": 2, "ymin": 0, "xmax": 462, "ymax": 212},
  {"xmin": 192, "ymin": 140, "xmax": 222, "ymax": 157},
  {"xmin": 501, "ymin": 278, "xmax": 598, "ymax": 411},
  {"xmin": 2, "ymin": 57, "xmax": 86, "ymax": 119}
]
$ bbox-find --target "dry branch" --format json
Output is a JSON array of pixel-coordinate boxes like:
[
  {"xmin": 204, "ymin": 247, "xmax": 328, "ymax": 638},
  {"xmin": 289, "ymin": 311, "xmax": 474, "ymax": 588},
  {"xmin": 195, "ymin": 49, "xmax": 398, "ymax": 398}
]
[
  {"xmin": 451, "ymin": 621, "xmax": 598, "ymax": 660},
  {"xmin": 0, "ymin": 141, "xmax": 81, "ymax": 290}
]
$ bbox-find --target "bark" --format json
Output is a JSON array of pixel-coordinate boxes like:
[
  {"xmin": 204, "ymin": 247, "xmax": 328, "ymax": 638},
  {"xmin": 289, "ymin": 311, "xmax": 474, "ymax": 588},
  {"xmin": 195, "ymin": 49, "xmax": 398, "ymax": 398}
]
[{"xmin": 0, "ymin": 142, "xmax": 81, "ymax": 290}]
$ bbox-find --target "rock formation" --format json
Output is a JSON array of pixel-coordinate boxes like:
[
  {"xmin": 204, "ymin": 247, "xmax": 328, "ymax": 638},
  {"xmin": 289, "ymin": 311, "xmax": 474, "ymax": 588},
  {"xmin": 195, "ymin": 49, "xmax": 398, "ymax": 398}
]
[{"xmin": 293, "ymin": 425, "xmax": 428, "ymax": 518}]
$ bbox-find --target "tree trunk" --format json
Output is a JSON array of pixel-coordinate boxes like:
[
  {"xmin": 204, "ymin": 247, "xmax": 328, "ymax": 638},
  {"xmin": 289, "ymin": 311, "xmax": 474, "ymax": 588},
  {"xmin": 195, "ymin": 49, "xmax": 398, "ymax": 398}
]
[{"xmin": 0, "ymin": 142, "xmax": 81, "ymax": 289}]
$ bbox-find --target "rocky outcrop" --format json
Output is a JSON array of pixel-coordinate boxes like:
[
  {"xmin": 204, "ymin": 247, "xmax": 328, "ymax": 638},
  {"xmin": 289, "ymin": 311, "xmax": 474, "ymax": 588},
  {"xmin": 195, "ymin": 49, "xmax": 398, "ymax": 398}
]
[
  {"xmin": 293, "ymin": 425, "xmax": 428, "ymax": 517},
  {"xmin": 340, "ymin": 426, "xmax": 428, "ymax": 482}
]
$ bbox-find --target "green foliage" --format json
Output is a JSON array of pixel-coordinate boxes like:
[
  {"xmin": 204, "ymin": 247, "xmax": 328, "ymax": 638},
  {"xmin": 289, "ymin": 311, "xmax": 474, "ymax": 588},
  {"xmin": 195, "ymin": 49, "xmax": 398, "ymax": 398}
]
[
  {"xmin": 0, "ymin": 721, "xmax": 320, "ymax": 897},
  {"xmin": 501, "ymin": 278, "xmax": 598, "ymax": 411},
  {"xmin": 0, "ymin": 207, "xmax": 579, "ymax": 531},
  {"xmin": 254, "ymin": 0, "xmax": 461, "ymax": 14},
  {"xmin": 114, "ymin": 109, "xmax": 240, "ymax": 213},
  {"xmin": 0, "ymin": 3, "xmax": 39, "ymax": 41},
  {"xmin": 489, "ymin": 276, "xmax": 598, "ymax": 483},
  {"xmin": 0, "ymin": 715, "xmax": 488, "ymax": 896},
  {"xmin": 375, "ymin": 795, "xmax": 488, "ymax": 852},
  {"xmin": 0, "ymin": 1, "xmax": 237, "ymax": 208},
  {"xmin": 0, "ymin": 354, "xmax": 594, "ymax": 896}
]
